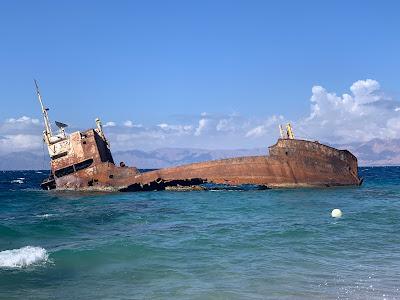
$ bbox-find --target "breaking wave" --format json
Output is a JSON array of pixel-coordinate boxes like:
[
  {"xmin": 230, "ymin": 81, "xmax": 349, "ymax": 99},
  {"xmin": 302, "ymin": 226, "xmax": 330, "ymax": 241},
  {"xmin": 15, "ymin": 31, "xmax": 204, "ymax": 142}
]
[{"xmin": 0, "ymin": 246, "xmax": 49, "ymax": 268}]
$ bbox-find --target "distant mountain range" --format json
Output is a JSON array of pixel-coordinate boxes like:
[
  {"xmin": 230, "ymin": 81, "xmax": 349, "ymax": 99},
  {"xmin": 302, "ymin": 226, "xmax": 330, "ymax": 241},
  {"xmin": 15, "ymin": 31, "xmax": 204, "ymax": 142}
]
[
  {"xmin": 0, "ymin": 152, "xmax": 50, "ymax": 171},
  {"xmin": 1, "ymin": 139, "xmax": 399, "ymax": 170},
  {"xmin": 332, "ymin": 139, "xmax": 400, "ymax": 166}
]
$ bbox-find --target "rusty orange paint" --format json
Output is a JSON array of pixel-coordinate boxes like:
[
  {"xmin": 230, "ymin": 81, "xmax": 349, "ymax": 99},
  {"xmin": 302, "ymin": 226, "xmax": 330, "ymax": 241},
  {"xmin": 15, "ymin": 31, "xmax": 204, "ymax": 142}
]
[{"xmin": 41, "ymin": 128, "xmax": 361, "ymax": 191}]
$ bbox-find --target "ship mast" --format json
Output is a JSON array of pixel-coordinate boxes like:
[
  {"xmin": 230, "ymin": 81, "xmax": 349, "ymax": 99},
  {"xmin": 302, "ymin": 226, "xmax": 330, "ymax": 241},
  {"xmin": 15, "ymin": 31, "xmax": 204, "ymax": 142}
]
[{"xmin": 34, "ymin": 80, "xmax": 53, "ymax": 142}]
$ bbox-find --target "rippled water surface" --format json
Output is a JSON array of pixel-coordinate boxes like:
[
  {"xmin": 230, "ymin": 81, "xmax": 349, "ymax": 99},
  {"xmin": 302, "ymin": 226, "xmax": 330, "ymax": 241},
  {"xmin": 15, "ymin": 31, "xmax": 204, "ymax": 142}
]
[{"xmin": 1, "ymin": 168, "xmax": 399, "ymax": 299}]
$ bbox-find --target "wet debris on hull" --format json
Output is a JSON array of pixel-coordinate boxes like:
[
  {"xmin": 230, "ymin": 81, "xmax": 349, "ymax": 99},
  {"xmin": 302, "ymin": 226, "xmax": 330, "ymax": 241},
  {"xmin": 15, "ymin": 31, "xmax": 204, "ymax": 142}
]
[{"xmin": 120, "ymin": 178, "xmax": 206, "ymax": 192}]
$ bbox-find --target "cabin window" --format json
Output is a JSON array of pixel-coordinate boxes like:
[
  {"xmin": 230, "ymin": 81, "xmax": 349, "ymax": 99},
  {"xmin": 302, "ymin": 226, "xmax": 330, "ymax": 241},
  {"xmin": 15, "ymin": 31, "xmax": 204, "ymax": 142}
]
[
  {"xmin": 51, "ymin": 152, "xmax": 68, "ymax": 160},
  {"xmin": 109, "ymin": 174, "xmax": 114, "ymax": 179},
  {"xmin": 55, "ymin": 166, "xmax": 74, "ymax": 177},
  {"xmin": 75, "ymin": 159, "xmax": 94, "ymax": 171},
  {"xmin": 54, "ymin": 159, "xmax": 94, "ymax": 178}
]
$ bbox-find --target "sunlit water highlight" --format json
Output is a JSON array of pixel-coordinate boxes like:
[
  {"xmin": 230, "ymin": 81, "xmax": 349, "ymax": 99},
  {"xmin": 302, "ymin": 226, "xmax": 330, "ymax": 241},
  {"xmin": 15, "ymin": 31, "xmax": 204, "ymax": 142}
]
[{"xmin": 0, "ymin": 168, "xmax": 399, "ymax": 299}]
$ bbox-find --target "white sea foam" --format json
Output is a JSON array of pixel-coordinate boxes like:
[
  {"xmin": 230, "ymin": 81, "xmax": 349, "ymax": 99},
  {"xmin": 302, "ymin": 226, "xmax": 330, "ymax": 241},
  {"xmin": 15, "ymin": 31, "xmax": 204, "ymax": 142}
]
[
  {"xmin": 36, "ymin": 213, "xmax": 54, "ymax": 219},
  {"xmin": 11, "ymin": 179, "xmax": 24, "ymax": 184},
  {"xmin": 0, "ymin": 246, "xmax": 49, "ymax": 268}
]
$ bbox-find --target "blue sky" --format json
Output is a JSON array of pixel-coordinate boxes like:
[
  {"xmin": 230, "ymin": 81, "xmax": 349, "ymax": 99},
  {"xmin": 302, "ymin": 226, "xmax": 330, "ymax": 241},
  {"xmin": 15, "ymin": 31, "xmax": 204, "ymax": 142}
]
[{"xmin": 1, "ymin": 1, "xmax": 400, "ymax": 151}]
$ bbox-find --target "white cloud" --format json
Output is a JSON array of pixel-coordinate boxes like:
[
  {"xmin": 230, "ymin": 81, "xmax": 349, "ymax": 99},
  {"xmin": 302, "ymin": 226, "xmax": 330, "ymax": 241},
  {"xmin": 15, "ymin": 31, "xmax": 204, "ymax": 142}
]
[
  {"xmin": 245, "ymin": 125, "xmax": 266, "ymax": 138},
  {"xmin": 123, "ymin": 120, "xmax": 143, "ymax": 128},
  {"xmin": 245, "ymin": 115, "xmax": 284, "ymax": 138},
  {"xmin": 0, "ymin": 116, "xmax": 50, "ymax": 154},
  {"xmin": 299, "ymin": 79, "xmax": 400, "ymax": 143},
  {"xmin": 6, "ymin": 116, "xmax": 40, "ymax": 125},
  {"xmin": 1, "ymin": 79, "xmax": 399, "ymax": 154},
  {"xmin": 350, "ymin": 79, "xmax": 381, "ymax": 104},
  {"xmin": 157, "ymin": 123, "xmax": 169, "ymax": 130},
  {"xmin": 0, "ymin": 134, "xmax": 43, "ymax": 154},
  {"xmin": 123, "ymin": 120, "xmax": 134, "ymax": 127},
  {"xmin": 103, "ymin": 121, "xmax": 116, "ymax": 127},
  {"xmin": 157, "ymin": 123, "xmax": 193, "ymax": 134},
  {"xmin": 194, "ymin": 118, "xmax": 209, "ymax": 136},
  {"xmin": 216, "ymin": 118, "xmax": 235, "ymax": 132},
  {"xmin": 0, "ymin": 116, "xmax": 43, "ymax": 136}
]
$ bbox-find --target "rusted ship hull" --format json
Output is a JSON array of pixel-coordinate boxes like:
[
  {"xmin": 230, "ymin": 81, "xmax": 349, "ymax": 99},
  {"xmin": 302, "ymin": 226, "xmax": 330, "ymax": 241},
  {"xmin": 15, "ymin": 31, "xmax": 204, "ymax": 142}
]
[
  {"xmin": 34, "ymin": 82, "xmax": 361, "ymax": 192},
  {"xmin": 125, "ymin": 139, "xmax": 361, "ymax": 190},
  {"xmin": 42, "ymin": 137, "xmax": 361, "ymax": 191}
]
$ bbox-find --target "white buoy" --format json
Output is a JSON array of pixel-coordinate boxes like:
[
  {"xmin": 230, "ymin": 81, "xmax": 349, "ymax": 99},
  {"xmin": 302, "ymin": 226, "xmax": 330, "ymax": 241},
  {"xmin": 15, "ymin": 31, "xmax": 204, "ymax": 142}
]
[{"xmin": 331, "ymin": 208, "xmax": 342, "ymax": 218}]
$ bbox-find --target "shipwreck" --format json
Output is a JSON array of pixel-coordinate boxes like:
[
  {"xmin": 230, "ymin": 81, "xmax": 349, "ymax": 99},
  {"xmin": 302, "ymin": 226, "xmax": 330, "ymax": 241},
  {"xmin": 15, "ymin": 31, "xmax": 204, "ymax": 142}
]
[{"xmin": 35, "ymin": 81, "xmax": 362, "ymax": 191}]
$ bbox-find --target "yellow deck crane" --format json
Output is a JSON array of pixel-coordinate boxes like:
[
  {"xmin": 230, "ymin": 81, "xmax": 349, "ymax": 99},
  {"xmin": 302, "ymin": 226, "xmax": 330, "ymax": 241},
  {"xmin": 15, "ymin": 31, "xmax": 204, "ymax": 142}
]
[
  {"xmin": 286, "ymin": 123, "xmax": 295, "ymax": 139},
  {"xmin": 279, "ymin": 123, "xmax": 295, "ymax": 139}
]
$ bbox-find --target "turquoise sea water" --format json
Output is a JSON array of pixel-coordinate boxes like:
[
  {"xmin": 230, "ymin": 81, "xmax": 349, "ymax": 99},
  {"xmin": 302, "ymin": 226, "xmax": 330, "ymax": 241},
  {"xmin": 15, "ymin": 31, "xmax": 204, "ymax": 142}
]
[{"xmin": 0, "ymin": 168, "xmax": 399, "ymax": 299}]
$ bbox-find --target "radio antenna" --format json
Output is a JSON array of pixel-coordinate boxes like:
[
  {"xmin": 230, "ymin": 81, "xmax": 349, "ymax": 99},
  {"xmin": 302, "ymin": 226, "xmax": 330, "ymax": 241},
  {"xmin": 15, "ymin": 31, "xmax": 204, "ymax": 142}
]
[{"xmin": 34, "ymin": 79, "xmax": 53, "ymax": 138}]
